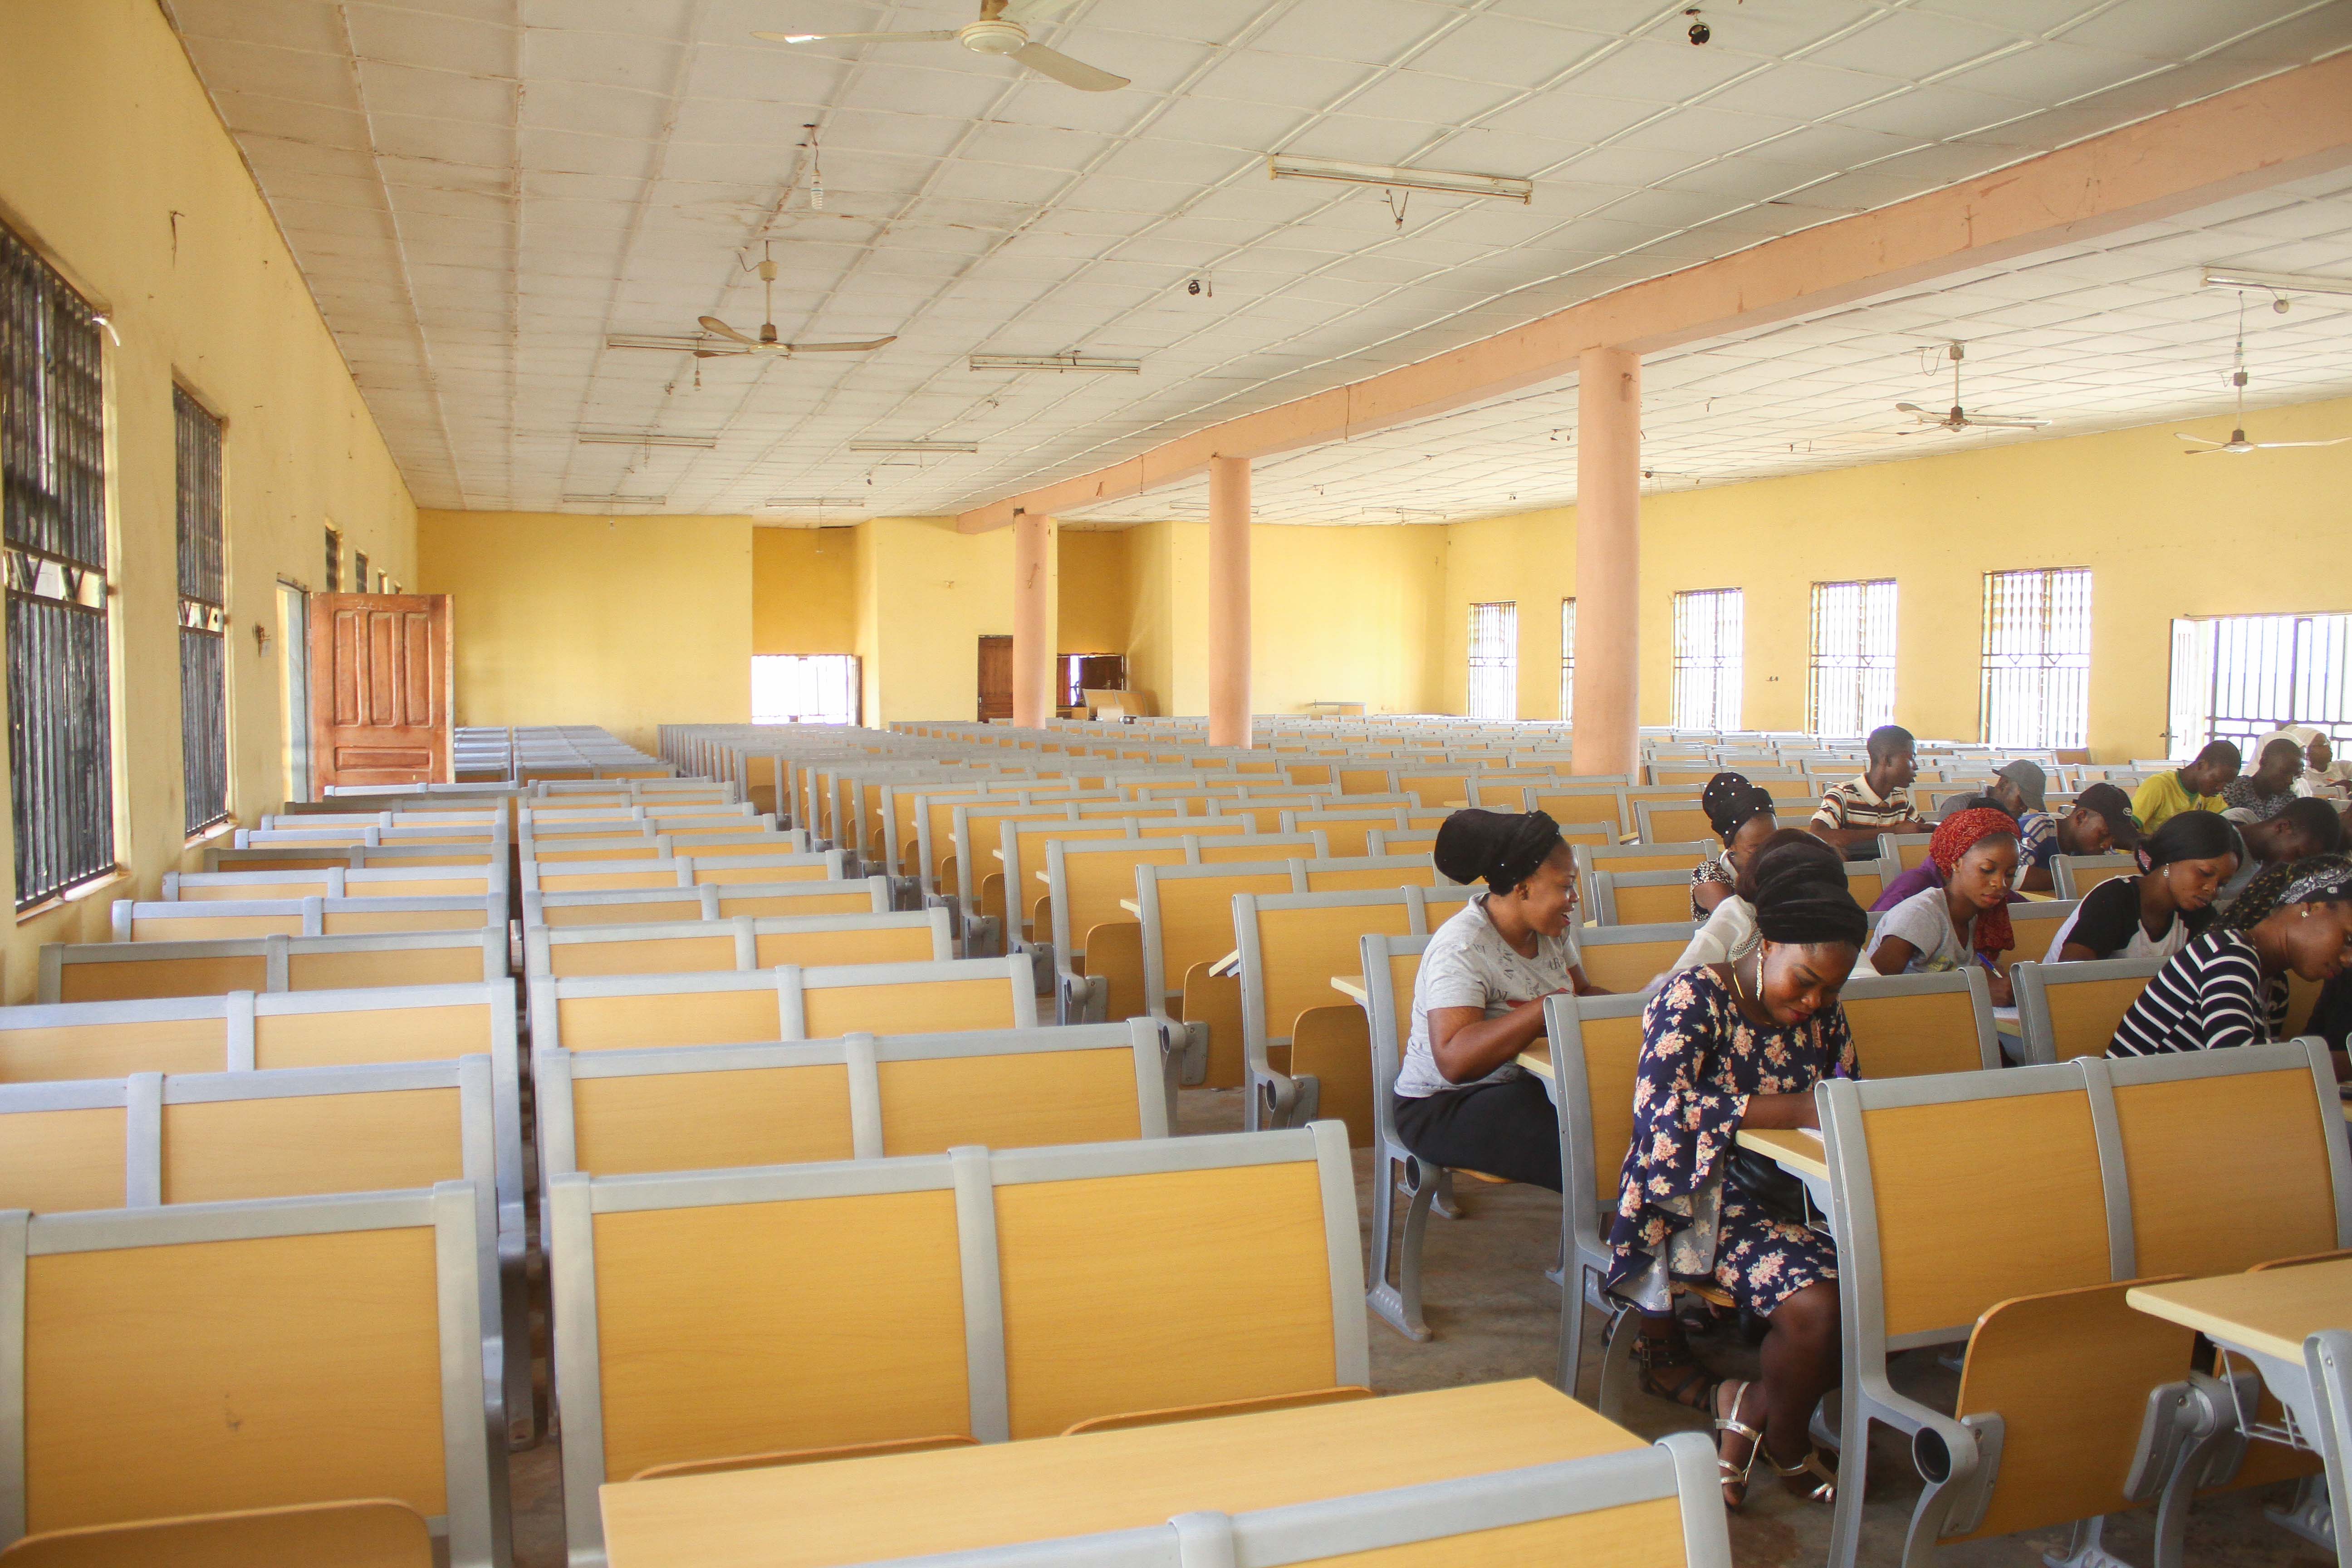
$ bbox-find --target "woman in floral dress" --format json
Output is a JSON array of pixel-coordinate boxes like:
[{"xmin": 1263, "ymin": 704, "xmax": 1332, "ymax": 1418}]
[{"xmin": 1605, "ymin": 837, "xmax": 1866, "ymax": 1508}]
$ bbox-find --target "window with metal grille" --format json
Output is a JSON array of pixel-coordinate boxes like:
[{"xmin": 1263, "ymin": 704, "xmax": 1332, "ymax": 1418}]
[
  {"xmin": 2167, "ymin": 612, "xmax": 2352, "ymax": 759},
  {"xmin": 1467, "ymin": 602, "xmax": 1517, "ymax": 721},
  {"xmin": 1672, "ymin": 588, "xmax": 1743, "ymax": 730},
  {"xmin": 1808, "ymin": 579, "xmax": 1897, "ymax": 738},
  {"xmin": 1, "ymin": 221, "xmax": 115, "ymax": 908},
  {"xmin": 323, "ymin": 526, "xmax": 340, "ymax": 592},
  {"xmin": 1981, "ymin": 568, "xmax": 2091, "ymax": 747},
  {"xmin": 353, "ymin": 550, "xmax": 369, "ymax": 593},
  {"xmin": 752, "ymin": 655, "xmax": 860, "ymax": 724},
  {"xmin": 1558, "ymin": 598, "xmax": 1576, "ymax": 722},
  {"xmin": 175, "ymin": 386, "xmax": 229, "ymax": 836}
]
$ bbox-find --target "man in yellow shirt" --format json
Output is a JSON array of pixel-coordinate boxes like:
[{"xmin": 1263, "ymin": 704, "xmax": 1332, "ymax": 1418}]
[{"xmin": 2131, "ymin": 741, "xmax": 2241, "ymax": 833}]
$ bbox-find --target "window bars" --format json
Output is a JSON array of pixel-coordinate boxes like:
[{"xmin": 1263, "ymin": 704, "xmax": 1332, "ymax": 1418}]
[
  {"xmin": 1981, "ymin": 568, "xmax": 2091, "ymax": 748},
  {"xmin": 1467, "ymin": 601, "xmax": 1517, "ymax": 721},
  {"xmin": 1, "ymin": 220, "xmax": 114, "ymax": 907},
  {"xmin": 1672, "ymin": 588, "xmax": 1743, "ymax": 730},
  {"xmin": 1808, "ymin": 579, "xmax": 1896, "ymax": 738},
  {"xmin": 176, "ymin": 385, "xmax": 229, "ymax": 835}
]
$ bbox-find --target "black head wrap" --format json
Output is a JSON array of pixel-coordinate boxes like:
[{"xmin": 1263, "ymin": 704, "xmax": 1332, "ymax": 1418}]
[
  {"xmin": 2140, "ymin": 808, "xmax": 2242, "ymax": 874},
  {"xmin": 1434, "ymin": 808, "xmax": 1564, "ymax": 895},
  {"xmin": 1745, "ymin": 834, "xmax": 1867, "ymax": 947},
  {"xmin": 2216, "ymin": 853, "xmax": 2352, "ymax": 933},
  {"xmin": 1700, "ymin": 771, "xmax": 1776, "ymax": 846}
]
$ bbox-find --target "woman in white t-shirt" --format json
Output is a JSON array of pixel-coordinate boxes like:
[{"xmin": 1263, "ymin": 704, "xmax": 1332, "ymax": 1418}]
[
  {"xmin": 1863, "ymin": 807, "xmax": 2019, "ymax": 1005},
  {"xmin": 1392, "ymin": 809, "xmax": 1606, "ymax": 1195}
]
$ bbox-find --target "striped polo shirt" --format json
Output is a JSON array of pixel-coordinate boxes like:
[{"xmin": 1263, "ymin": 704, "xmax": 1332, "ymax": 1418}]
[
  {"xmin": 2106, "ymin": 931, "xmax": 2287, "ymax": 1057},
  {"xmin": 1810, "ymin": 775, "xmax": 1913, "ymax": 833}
]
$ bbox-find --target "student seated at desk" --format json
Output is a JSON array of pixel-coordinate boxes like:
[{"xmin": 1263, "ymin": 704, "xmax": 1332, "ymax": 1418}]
[
  {"xmin": 1863, "ymin": 808, "xmax": 2019, "ymax": 1005},
  {"xmin": 1809, "ymin": 724, "xmax": 1927, "ymax": 861},
  {"xmin": 2023, "ymin": 783, "xmax": 2140, "ymax": 893},
  {"xmin": 2131, "ymin": 741, "xmax": 2239, "ymax": 833},
  {"xmin": 2110, "ymin": 854, "xmax": 2352, "ymax": 1080},
  {"xmin": 1391, "ymin": 810, "xmax": 1607, "ymax": 1193},
  {"xmin": 1690, "ymin": 773, "xmax": 1778, "ymax": 920},
  {"xmin": 1667, "ymin": 829, "xmax": 1843, "ymax": 977},
  {"xmin": 2048, "ymin": 810, "xmax": 2237, "ymax": 963},
  {"xmin": 2220, "ymin": 735, "xmax": 2304, "ymax": 823},
  {"xmin": 2270, "ymin": 724, "xmax": 2352, "ymax": 799},
  {"xmin": 2212, "ymin": 798, "xmax": 2343, "ymax": 914},
  {"xmin": 1606, "ymin": 843, "xmax": 1864, "ymax": 1509}
]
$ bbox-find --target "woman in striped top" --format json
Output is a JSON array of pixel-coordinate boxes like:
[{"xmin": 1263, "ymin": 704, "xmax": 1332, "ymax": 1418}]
[{"xmin": 2108, "ymin": 854, "xmax": 2352, "ymax": 1080}]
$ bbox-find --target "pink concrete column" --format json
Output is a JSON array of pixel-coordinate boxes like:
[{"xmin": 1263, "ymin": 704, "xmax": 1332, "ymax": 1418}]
[
  {"xmin": 1209, "ymin": 455, "xmax": 1252, "ymax": 748},
  {"xmin": 1573, "ymin": 348, "xmax": 1641, "ymax": 778},
  {"xmin": 1011, "ymin": 509, "xmax": 1057, "ymax": 728}
]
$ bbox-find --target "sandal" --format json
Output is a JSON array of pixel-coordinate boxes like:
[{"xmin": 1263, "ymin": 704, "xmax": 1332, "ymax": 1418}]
[
  {"xmin": 1713, "ymin": 1380, "xmax": 1766, "ymax": 1509},
  {"xmin": 1773, "ymin": 1442, "xmax": 1838, "ymax": 1504},
  {"xmin": 1631, "ymin": 1327, "xmax": 1718, "ymax": 1413}
]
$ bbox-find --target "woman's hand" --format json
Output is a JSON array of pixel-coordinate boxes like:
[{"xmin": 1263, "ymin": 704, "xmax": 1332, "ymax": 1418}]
[
  {"xmin": 1739, "ymin": 1089, "xmax": 1820, "ymax": 1131},
  {"xmin": 1428, "ymin": 993, "xmax": 1558, "ymax": 1085},
  {"xmin": 1987, "ymin": 969, "xmax": 2015, "ymax": 1007}
]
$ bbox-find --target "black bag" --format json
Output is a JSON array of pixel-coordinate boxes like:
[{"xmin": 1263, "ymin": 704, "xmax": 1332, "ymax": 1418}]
[{"xmin": 1725, "ymin": 1143, "xmax": 1810, "ymax": 1228}]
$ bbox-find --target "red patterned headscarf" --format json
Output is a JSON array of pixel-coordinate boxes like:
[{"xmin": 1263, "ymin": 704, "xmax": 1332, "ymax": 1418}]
[{"xmin": 1930, "ymin": 807, "xmax": 2018, "ymax": 955}]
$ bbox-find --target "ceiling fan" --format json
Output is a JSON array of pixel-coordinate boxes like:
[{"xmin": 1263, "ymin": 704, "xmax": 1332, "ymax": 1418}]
[
  {"xmin": 1896, "ymin": 343, "xmax": 2051, "ymax": 433},
  {"xmin": 2179, "ymin": 299, "xmax": 2351, "ymax": 455},
  {"xmin": 754, "ymin": 0, "xmax": 1130, "ymax": 92},
  {"xmin": 695, "ymin": 243, "xmax": 894, "ymax": 359}
]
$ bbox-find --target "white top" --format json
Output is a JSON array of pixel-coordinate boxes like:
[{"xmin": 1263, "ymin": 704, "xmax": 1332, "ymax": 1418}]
[
  {"xmin": 1664, "ymin": 896, "xmax": 1759, "ymax": 979},
  {"xmin": 1398, "ymin": 893, "xmax": 1580, "ymax": 1099},
  {"xmin": 1865, "ymin": 886, "xmax": 1974, "ymax": 973}
]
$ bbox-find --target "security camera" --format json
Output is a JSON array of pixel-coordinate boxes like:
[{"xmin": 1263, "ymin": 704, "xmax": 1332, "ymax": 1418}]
[{"xmin": 1688, "ymin": 19, "xmax": 1710, "ymax": 43}]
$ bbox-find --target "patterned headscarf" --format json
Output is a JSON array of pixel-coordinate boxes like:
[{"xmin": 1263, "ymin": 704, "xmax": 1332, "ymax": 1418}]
[
  {"xmin": 1700, "ymin": 771, "xmax": 1776, "ymax": 846},
  {"xmin": 2216, "ymin": 853, "xmax": 2352, "ymax": 934},
  {"xmin": 1930, "ymin": 806, "xmax": 2019, "ymax": 955}
]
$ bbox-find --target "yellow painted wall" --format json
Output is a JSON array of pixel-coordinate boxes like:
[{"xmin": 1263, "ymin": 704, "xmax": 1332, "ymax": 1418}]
[
  {"xmin": 861, "ymin": 517, "xmax": 1013, "ymax": 724},
  {"xmin": 417, "ymin": 512, "xmax": 751, "ymax": 752},
  {"xmin": 1435, "ymin": 395, "xmax": 2352, "ymax": 758},
  {"xmin": 1057, "ymin": 529, "xmax": 1131, "ymax": 654},
  {"xmin": 0, "ymin": 0, "xmax": 417, "ymax": 995},
  {"xmin": 752, "ymin": 527, "xmax": 857, "ymax": 654},
  {"xmin": 1250, "ymin": 524, "xmax": 1447, "ymax": 716}
]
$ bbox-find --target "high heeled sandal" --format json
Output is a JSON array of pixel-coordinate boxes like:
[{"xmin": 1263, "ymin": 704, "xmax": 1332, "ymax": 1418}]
[
  {"xmin": 1713, "ymin": 1380, "xmax": 1766, "ymax": 1509},
  {"xmin": 1630, "ymin": 1330, "xmax": 1718, "ymax": 1413},
  {"xmin": 1773, "ymin": 1443, "xmax": 1838, "ymax": 1504}
]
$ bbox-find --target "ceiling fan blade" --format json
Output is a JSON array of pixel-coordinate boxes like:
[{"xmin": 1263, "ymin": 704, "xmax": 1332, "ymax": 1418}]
[
  {"xmin": 1960, "ymin": 414, "xmax": 2051, "ymax": 429},
  {"xmin": 2251, "ymin": 436, "xmax": 2352, "ymax": 448},
  {"xmin": 692, "ymin": 348, "xmax": 746, "ymax": 358},
  {"xmin": 777, "ymin": 336, "xmax": 897, "ymax": 353},
  {"xmin": 2175, "ymin": 433, "xmax": 2223, "ymax": 446},
  {"xmin": 1010, "ymin": 42, "xmax": 1128, "ymax": 90},
  {"xmin": 698, "ymin": 316, "xmax": 754, "ymax": 344},
  {"xmin": 751, "ymin": 29, "xmax": 959, "ymax": 43},
  {"xmin": 1893, "ymin": 403, "xmax": 1932, "ymax": 416}
]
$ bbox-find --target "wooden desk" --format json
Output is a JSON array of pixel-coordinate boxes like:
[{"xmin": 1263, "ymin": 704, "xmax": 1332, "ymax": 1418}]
[
  {"xmin": 1331, "ymin": 974, "xmax": 1367, "ymax": 1004},
  {"xmin": 1734, "ymin": 1128, "xmax": 1828, "ymax": 1185},
  {"xmin": 2128, "ymin": 1259, "xmax": 2352, "ymax": 1365},
  {"xmin": 1518, "ymin": 1040, "xmax": 1555, "ymax": 1082},
  {"xmin": 600, "ymin": 1379, "xmax": 1640, "ymax": 1568}
]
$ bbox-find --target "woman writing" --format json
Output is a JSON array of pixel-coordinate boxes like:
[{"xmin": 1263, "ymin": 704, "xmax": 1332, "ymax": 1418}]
[
  {"xmin": 1864, "ymin": 807, "xmax": 2019, "ymax": 1004},
  {"xmin": 2047, "ymin": 811, "xmax": 2238, "ymax": 963},
  {"xmin": 1607, "ymin": 840, "xmax": 1865, "ymax": 1508},
  {"xmin": 2110, "ymin": 854, "xmax": 2352, "ymax": 1081},
  {"xmin": 1391, "ymin": 810, "xmax": 1606, "ymax": 1192},
  {"xmin": 1690, "ymin": 772, "xmax": 1779, "ymax": 919}
]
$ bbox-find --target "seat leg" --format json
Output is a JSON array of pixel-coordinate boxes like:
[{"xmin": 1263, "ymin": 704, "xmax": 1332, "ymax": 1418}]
[
  {"xmin": 2261, "ymin": 1475, "xmax": 2336, "ymax": 1557},
  {"xmin": 2039, "ymin": 1515, "xmax": 2134, "ymax": 1568},
  {"xmin": 1431, "ymin": 1168, "xmax": 1464, "ymax": 1220},
  {"xmin": 1593, "ymin": 1301, "xmax": 1640, "ymax": 1421},
  {"xmin": 1558, "ymin": 1262, "xmax": 1587, "ymax": 1396},
  {"xmin": 1826, "ymin": 1387, "xmax": 1872, "ymax": 1568},
  {"xmin": 1366, "ymin": 1152, "xmax": 1436, "ymax": 1342}
]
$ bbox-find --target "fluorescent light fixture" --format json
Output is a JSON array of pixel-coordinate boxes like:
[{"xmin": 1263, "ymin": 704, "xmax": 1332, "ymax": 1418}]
[
  {"xmin": 2200, "ymin": 266, "xmax": 2352, "ymax": 299},
  {"xmin": 1266, "ymin": 155, "xmax": 1531, "ymax": 204},
  {"xmin": 760, "ymin": 497, "xmax": 866, "ymax": 508},
  {"xmin": 969, "ymin": 353, "xmax": 1142, "ymax": 374},
  {"xmin": 605, "ymin": 333, "xmax": 714, "ymax": 351},
  {"xmin": 560, "ymin": 494, "xmax": 667, "ymax": 506},
  {"xmin": 848, "ymin": 440, "xmax": 980, "ymax": 454},
  {"xmin": 577, "ymin": 431, "xmax": 719, "ymax": 448}
]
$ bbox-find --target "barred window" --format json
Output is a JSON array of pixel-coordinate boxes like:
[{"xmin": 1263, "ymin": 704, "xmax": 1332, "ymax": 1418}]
[
  {"xmin": 1981, "ymin": 568, "xmax": 2091, "ymax": 747},
  {"xmin": 354, "ymin": 550, "xmax": 369, "ymax": 593},
  {"xmin": 176, "ymin": 386, "xmax": 228, "ymax": 835},
  {"xmin": 1558, "ymin": 598, "xmax": 1576, "ymax": 723},
  {"xmin": 2169, "ymin": 612, "xmax": 2352, "ymax": 758},
  {"xmin": 1671, "ymin": 588, "xmax": 1743, "ymax": 730},
  {"xmin": 1, "ymin": 222, "xmax": 115, "ymax": 907},
  {"xmin": 1808, "ymin": 579, "xmax": 1897, "ymax": 738},
  {"xmin": 1467, "ymin": 602, "xmax": 1517, "ymax": 721},
  {"xmin": 324, "ymin": 525, "xmax": 341, "ymax": 592},
  {"xmin": 753, "ymin": 655, "xmax": 860, "ymax": 724}
]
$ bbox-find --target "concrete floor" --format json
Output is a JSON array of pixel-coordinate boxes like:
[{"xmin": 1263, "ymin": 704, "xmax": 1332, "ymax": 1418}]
[{"xmin": 505, "ymin": 1085, "xmax": 2333, "ymax": 1568}]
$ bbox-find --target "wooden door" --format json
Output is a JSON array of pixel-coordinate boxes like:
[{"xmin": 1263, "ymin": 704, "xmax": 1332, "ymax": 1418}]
[
  {"xmin": 976, "ymin": 635, "xmax": 1013, "ymax": 723},
  {"xmin": 309, "ymin": 594, "xmax": 453, "ymax": 792}
]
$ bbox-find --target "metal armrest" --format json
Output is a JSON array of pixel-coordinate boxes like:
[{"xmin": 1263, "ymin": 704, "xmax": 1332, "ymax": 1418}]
[{"xmin": 1258, "ymin": 1066, "xmax": 1318, "ymax": 1130}]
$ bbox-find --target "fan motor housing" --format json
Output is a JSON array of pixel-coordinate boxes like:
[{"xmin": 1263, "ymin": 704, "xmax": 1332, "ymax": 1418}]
[{"xmin": 960, "ymin": 18, "xmax": 1027, "ymax": 54}]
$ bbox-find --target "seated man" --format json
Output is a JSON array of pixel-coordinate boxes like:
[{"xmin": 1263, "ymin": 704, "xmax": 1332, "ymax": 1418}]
[
  {"xmin": 2131, "ymin": 741, "xmax": 2239, "ymax": 834},
  {"xmin": 2019, "ymin": 782, "xmax": 2140, "ymax": 894},
  {"xmin": 2220, "ymin": 735, "xmax": 2303, "ymax": 824},
  {"xmin": 2212, "ymin": 796, "xmax": 2346, "ymax": 913},
  {"xmin": 1810, "ymin": 724, "xmax": 1928, "ymax": 862}
]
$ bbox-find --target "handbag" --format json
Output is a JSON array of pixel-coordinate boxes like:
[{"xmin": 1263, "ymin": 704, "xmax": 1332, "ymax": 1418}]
[{"xmin": 1725, "ymin": 1143, "xmax": 1811, "ymax": 1228}]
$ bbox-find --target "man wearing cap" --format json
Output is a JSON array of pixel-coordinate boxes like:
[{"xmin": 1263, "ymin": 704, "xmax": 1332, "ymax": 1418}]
[{"xmin": 2019, "ymin": 782, "xmax": 2141, "ymax": 894}]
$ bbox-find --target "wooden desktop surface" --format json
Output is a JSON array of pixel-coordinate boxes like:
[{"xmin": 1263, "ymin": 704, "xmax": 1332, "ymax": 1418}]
[
  {"xmin": 2127, "ymin": 1257, "xmax": 2352, "ymax": 1362},
  {"xmin": 1734, "ymin": 1127, "xmax": 1830, "ymax": 1183},
  {"xmin": 600, "ymin": 1379, "xmax": 1638, "ymax": 1568},
  {"xmin": 1331, "ymin": 974, "xmax": 1367, "ymax": 1004},
  {"xmin": 1518, "ymin": 1040, "xmax": 1554, "ymax": 1081}
]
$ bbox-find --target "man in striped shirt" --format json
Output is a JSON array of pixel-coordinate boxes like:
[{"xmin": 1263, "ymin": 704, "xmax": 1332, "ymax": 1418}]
[{"xmin": 1810, "ymin": 725, "xmax": 1931, "ymax": 861}]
